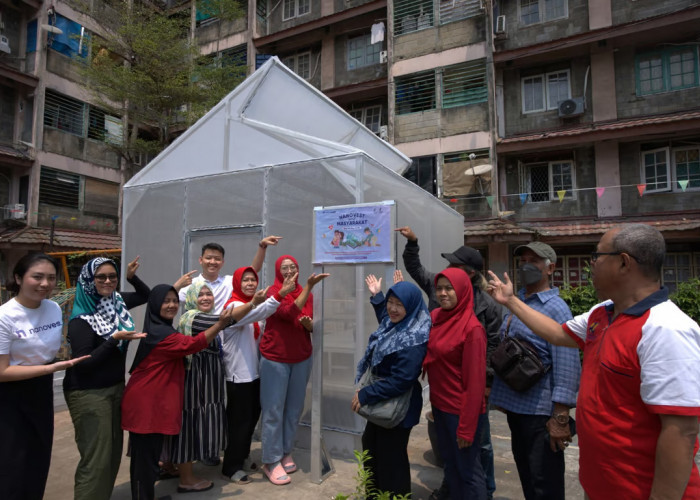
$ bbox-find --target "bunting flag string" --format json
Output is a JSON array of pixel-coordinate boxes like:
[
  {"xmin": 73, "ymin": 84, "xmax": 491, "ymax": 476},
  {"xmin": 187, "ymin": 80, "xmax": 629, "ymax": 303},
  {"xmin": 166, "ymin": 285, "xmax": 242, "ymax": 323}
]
[
  {"xmin": 596, "ymin": 187, "xmax": 605, "ymax": 198},
  {"xmin": 637, "ymin": 184, "xmax": 646, "ymax": 197},
  {"xmin": 485, "ymin": 196, "xmax": 493, "ymax": 208},
  {"xmin": 679, "ymin": 180, "xmax": 689, "ymax": 192},
  {"xmin": 557, "ymin": 190, "xmax": 566, "ymax": 202},
  {"xmin": 519, "ymin": 193, "xmax": 528, "ymax": 205}
]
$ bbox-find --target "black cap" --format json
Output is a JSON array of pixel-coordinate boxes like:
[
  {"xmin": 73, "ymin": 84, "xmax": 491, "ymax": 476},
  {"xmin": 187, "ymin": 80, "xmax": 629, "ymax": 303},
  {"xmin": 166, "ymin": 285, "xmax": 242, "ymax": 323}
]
[{"xmin": 441, "ymin": 246, "xmax": 484, "ymax": 271}]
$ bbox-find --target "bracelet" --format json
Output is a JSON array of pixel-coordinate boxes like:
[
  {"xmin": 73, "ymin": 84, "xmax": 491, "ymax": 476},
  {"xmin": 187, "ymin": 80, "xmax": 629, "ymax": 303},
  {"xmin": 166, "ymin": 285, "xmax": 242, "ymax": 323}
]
[{"xmin": 259, "ymin": 242, "xmax": 267, "ymax": 249}]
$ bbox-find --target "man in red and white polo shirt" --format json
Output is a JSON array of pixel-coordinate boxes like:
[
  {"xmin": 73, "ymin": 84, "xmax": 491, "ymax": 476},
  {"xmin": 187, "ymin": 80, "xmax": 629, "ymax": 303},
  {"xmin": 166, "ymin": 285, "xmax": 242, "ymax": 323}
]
[{"xmin": 486, "ymin": 224, "xmax": 700, "ymax": 499}]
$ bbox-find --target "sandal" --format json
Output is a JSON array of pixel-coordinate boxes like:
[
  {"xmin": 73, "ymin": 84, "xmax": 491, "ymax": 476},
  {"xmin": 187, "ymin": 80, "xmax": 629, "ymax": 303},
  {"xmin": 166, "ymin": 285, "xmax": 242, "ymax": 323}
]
[
  {"xmin": 176, "ymin": 480, "xmax": 214, "ymax": 493},
  {"xmin": 222, "ymin": 470, "xmax": 251, "ymax": 484},
  {"xmin": 262, "ymin": 463, "xmax": 291, "ymax": 485},
  {"xmin": 281, "ymin": 454, "xmax": 297, "ymax": 474}
]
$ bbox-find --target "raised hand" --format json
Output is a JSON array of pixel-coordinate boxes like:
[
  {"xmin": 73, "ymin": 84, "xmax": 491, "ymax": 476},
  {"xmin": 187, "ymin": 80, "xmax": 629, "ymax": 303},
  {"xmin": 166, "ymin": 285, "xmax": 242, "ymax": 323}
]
[
  {"xmin": 252, "ymin": 287, "xmax": 268, "ymax": 306},
  {"xmin": 365, "ymin": 274, "xmax": 382, "ymax": 296},
  {"xmin": 393, "ymin": 269, "xmax": 404, "ymax": 284},
  {"xmin": 486, "ymin": 270, "xmax": 515, "ymax": 305},
  {"xmin": 299, "ymin": 315, "xmax": 313, "ymax": 332},
  {"xmin": 306, "ymin": 273, "xmax": 330, "ymax": 288},
  {"xmin": 279, "ymin": 272, "xmax": 298, "ymax": 297},
  {"xmin": 260, "ymin": 235, "xmax": 283, "ymax": 248},
  {"xmin": 394, "ymin": 226, "xmax": 417, "ymax": 242},
  {"xmin": 173, "ymin": 270, "xmax": 198, "ymax": 291},
  {"xmin": 112, "ymin": 331, "xmax": 147, "ymax": 341},
  {"xmin": 126, "ymin": 256, "xmax": 140, "ymax": 280}
]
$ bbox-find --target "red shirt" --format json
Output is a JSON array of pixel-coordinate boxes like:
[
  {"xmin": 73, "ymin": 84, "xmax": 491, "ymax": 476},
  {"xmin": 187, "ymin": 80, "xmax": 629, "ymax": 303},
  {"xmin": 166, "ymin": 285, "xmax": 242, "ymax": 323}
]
[
  {"xmin": 563, "ymin": 291, "xmax": 700, "ymax": 499},
  {"xmin": 259, "ymin": 298, "xmax": 312, "ymax": 364},
  {"xmin": 121, "ymin": 333, "xmax": 208, "ymax": 435}
]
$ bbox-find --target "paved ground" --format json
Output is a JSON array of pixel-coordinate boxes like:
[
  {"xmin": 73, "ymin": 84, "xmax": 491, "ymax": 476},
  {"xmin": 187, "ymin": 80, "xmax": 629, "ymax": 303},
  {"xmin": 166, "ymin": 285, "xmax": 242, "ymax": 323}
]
[{"xmin": 45, "ymin": 407, "xmax": 584, "ymax": 499}]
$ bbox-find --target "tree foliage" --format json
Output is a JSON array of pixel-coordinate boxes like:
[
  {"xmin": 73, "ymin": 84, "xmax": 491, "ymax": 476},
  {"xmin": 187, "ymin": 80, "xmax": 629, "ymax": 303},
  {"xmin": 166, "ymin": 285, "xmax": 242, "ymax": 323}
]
[
  {"xmin": 670, "ymin": 277, "xmax": 700, "ymax": 325},
  {"xmin": 77, "ymin": 0, "xmax": 246, "ymax": 176}
]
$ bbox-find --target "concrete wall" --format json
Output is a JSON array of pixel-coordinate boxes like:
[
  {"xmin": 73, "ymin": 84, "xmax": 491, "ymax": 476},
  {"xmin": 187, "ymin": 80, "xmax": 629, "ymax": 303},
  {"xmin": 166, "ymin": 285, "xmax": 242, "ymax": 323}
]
[
  {"xmin": 496, "ymin": 0, "xmax": 588, "ymax": 51},
  {"xmin": 196, "ymin": 16, "xmax": 248, "ymax": 46},
  {"xmin": 614, "ymin": 46, "xmax": 700, "ymax": 120},
  {"xmin": 619, "ymin": 139, "xmax": 700, "ymax": 215},
  {"xmin": 393, "ymin": 16, "xmax": 485, "ymax": 61},
  {"xmin": 394, "ymin": 102, "xmax": 488, "ymax": 144},
  {"xmin": 266, "ymin": 0, "xmax": 323, "ymax": 34},
  {"xmin": 334, "ymin": 0, "xmax": 376, "ymax": 12},
  {"xmin": 502, "ymin": 146, "xmax": 598, "ymax": 219},
  {"xmin": 611, "ymin": 0, "xmax": 696, "ymax": 25},
  {"xmin": 502, "ymin": 56, "xmax": 592, "ymax": 137},
  {"xmin": 43, "ymin": 129, "xmax": 120, "ymax": 169},
  {"xmin": 333, "ymin": 34, "xmax": 387, "ymax": 88}
]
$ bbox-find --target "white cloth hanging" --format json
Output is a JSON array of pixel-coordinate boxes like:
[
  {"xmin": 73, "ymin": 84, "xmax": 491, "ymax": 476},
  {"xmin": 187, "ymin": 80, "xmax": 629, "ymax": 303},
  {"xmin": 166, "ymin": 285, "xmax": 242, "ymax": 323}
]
[{"xmin": 371, "ymin": 22, "xmax": 385, "ymax": 44}]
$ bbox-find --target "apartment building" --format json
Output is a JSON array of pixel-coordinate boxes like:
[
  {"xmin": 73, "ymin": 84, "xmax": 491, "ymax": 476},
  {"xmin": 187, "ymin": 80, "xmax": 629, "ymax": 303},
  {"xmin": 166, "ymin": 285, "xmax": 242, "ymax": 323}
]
[
  {"xmin": 0, "ymin": 0, "xmax": 122, "ymax": 291},
  {"xmin": 480, "ymin": 0, "xmax": 700, "ymax": 290}
]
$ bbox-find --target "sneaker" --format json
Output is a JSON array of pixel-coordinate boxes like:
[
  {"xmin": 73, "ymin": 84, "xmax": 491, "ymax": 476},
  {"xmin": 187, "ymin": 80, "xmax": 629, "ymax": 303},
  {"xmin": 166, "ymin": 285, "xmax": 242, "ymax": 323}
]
[{"xmin": 200, "ymin": 456, "xmax": 221, "ymax": 466}]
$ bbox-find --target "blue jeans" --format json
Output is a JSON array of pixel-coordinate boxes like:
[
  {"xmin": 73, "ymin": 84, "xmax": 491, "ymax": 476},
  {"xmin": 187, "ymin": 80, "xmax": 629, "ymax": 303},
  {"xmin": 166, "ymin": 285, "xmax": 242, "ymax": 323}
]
[
  {"xmin": 433, "ymin": 407, "xmax": 487, "ymax": 500},
  {"xmin": 480, "ymin": 409, "xmax": 496, "ymax": 498},
  {"xmin": 259, "ymin": 356, "xmax": 312, "ymax": 464}
]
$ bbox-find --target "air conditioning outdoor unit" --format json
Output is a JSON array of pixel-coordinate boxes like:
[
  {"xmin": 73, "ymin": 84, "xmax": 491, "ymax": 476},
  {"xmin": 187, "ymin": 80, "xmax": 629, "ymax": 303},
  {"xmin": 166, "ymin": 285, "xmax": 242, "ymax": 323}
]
[
  {"xmin": 558, "ymin": 97, "xmax": 585, "ymax": 118},
  {"xmin": 495, "ymin": 15, "xmax": 507, "ymax": 35},
  {"xmin": 4, "ymin": 203, "xmax": 26, "ymax": 220},
  {"xmin": 378, "ymin": 125, "xmax": 388, "ymax": 141},
  {"xmin": 379, "ymin": 50, "xmax": 388, "ymax": 64}
]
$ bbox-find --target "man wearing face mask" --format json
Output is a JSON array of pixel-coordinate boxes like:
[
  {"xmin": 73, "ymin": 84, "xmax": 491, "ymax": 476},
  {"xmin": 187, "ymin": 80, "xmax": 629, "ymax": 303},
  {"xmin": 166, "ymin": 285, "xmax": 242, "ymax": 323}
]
[{"xmin": 489, "ymin": 242, "xmax": 580, "ymax": 500}]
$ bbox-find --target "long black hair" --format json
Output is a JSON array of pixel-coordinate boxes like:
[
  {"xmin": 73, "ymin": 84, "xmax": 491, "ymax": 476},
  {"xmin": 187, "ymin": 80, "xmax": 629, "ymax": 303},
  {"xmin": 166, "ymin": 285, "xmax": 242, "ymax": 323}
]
[{"xmin": 7, "ymin": 253, "xmax": 58, "ymax": 295}]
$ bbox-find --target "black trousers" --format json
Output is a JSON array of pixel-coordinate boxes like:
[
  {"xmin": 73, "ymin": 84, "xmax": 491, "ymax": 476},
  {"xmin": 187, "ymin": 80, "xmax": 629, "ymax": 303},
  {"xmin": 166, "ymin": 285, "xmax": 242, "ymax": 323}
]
[
  {"xmin": 222, "ymin": 379, "xmax": 261, "ymax": 476},
  {"xmin": 506, "ymin": 412, "xmax": 565, "ymax": 500},
  {"xmin": 362, "ymin": 421, "xmax": 413, "ymax": 498},
  {"xmin": 129, "ymin": 432, "xmax": 164, "ymax": 500},
  {"xmin": 0, "ymin": 375, "xmax": 54, "ymax": 500}
]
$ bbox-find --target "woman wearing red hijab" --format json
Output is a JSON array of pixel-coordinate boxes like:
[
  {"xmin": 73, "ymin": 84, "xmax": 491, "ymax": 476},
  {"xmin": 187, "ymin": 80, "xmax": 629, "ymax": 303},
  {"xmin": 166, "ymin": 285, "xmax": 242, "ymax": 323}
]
[
  {"xmin": 258, "ymin": 255, "xmax": 328, "ymax": 485},
  {"xmin": 424, "ymin": 268, "xmax": 487, "ymax": 499},
  {"xmin": 219, "ymin": 266, "xmax": 297, "ymax": 484}
]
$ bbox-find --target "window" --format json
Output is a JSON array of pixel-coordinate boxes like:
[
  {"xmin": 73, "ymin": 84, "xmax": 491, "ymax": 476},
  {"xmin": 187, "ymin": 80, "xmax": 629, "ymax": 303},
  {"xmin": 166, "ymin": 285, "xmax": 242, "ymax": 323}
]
[
  {"xmin": 349, "ymin": 105, "xmax": 382, "ymax": 134},
  {"xmin": 283, "ymin": 0, "xmax": 310, "ymax": 20},
  {"xmin": 442, "ymin": 60, "xmax": 487, "ymax": 108},
  {"xmin": 521, "ymin": 160, "xmax": 575, "ymax": 202},
  {"xmin": 395, "ymin": 70, "xmax": 436, "ymax": 114},
  {"xmin": 44, "ymin": 90, "xmax": 122, "ymax": 143},
  {"xmin": 48, "ymin": 14, "xmax": 90, "ymax": 59},
  {"xmin": 282, "ymin": 52, "xmax": 311, "ymax": 80},
  {"xmin": 663, "ymin": 253, "xmax": 693, "ymax": 293},
  {"xmin": 636, "ymin": 46, "xmax": 699, "ymax": 96},
  {"xmin": 521, "ymin": 70, "xmax": 570, "ymax": 113},
  {"xmin": 394, "ymin": 0, "xmax": 434, "ymax": 35},
  {"xmin": 403, "ymin": 156, "xmax": 437, "ymax": 194},
  {"xmin": 519, "ymin": 0, "xmax": 568, "ymax": 25},
  {"xmin": 439, "ymin": 0, "xmax": 482, "ymax": 24},
  {"xmin": 347, "ymin": 35, "xmax": 381, "ymax": 70},
  {"xmin": 641, "ymin": 146, "xmax": 700, "ymax": 193},
  {"xmin": 39, "ymin": 167, "xmax": 119, "ymax": 217}
]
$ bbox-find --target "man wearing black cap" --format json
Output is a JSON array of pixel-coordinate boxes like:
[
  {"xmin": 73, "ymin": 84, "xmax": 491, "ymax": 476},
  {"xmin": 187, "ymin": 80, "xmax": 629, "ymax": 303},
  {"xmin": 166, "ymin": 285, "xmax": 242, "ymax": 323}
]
[
  {"xmin": 489, "ymin": 241, "xmax": 580, "ymax": 500},
  {"xmin": 396, "ymin": 226, "xmax": 503, "ymax": 500}
]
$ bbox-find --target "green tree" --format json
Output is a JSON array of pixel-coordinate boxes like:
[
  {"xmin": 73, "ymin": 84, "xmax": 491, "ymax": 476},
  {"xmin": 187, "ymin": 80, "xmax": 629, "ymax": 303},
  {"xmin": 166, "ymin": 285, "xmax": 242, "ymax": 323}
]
[
  {"xmin": 670, "ymin": 278, "xmax": 700, "ymax": 324},
  {"xmin": 558, "ymin": 266, "xmax": 599, "ymax": 317},
  {"xmin": 76, "ymin": 0, "xmax": 246, "ymax": 177}
]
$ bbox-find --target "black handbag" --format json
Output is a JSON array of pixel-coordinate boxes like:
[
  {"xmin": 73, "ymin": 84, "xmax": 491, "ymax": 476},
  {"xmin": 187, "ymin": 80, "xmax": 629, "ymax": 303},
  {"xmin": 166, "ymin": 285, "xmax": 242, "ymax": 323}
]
[
  {"xmin": 490, "ymin": 315, "xmax": 550, "ymax": 392},
  {"xmin": 357, "ymin": 369, "xmax": 413, "ymax": 429}
]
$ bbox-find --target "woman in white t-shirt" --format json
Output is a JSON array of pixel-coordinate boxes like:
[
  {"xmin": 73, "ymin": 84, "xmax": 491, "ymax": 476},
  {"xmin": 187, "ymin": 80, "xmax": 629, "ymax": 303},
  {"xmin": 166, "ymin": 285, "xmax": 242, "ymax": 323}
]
[{"xmin": 0, "ymin": 253, "xmax": 89, "ymax": 500}]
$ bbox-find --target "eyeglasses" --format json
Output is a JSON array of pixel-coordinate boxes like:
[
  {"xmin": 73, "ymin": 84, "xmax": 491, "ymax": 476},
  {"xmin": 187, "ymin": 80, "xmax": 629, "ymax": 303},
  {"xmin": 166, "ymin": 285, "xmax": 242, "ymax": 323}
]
[
  {"xmin": 280, "ymin": 265, "xmax": 298, "ymax": 272},
  {"xmin": 590, "ymin": 252, "xmax": 639, "ymax": 263},
  {"xmin": 95, "ymin": 273, "xmax": 118, "ymax": 283}
]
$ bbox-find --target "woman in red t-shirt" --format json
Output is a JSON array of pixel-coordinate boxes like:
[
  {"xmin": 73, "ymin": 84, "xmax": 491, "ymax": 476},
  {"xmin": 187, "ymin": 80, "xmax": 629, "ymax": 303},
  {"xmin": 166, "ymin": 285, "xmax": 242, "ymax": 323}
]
[{"xmin": 423, "ymin": 268, "xmax": 487, "ymax": 499}]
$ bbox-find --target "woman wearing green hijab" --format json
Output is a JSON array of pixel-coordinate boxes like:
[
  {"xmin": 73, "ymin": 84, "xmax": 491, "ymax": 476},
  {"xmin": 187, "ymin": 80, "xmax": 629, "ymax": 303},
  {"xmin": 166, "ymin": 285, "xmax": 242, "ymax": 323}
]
[{"xmin": 63, "ymin": 256, "xmax": 149, "ymax": 500}]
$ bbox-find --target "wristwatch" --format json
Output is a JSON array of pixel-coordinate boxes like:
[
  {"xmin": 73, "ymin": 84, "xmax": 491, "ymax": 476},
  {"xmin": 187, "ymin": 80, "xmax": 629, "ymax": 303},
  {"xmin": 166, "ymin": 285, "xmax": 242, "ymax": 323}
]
[{"xmin": 553, "ymin": 413, "xmax": 570, "ymax": 425}]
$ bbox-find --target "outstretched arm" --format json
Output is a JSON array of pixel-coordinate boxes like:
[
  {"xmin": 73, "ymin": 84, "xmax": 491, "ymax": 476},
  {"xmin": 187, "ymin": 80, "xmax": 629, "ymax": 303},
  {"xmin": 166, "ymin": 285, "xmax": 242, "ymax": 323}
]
[
  {"xmin": 251, "ymin": 235, "xmax": 283, "ymax": 273},
  {"xmin": 486, "ymin": 270, "xmax": 577, "ymax": 348},
  {"xmin": 0, "ymin": 353, "xmax": 90, "ymax": 382}
]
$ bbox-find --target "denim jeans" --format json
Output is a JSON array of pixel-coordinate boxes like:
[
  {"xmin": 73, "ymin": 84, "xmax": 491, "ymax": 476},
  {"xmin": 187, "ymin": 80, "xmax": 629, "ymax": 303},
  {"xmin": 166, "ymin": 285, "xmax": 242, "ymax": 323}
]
[
  {"xmin": 433, "ymin": 407, "xmax": 487, "ymax": 500},
  {"xmin": 259, "ymin": 356, "xmax": 312, "ymax": 464},
  {"xmin": 480, "ymin": 409, "xmax": 496, "ymax": 498}
]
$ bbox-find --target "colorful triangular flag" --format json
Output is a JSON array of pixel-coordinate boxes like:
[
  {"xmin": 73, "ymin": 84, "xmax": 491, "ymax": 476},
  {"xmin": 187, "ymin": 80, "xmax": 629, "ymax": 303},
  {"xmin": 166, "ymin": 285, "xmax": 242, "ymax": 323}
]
[
  {"xmin": 596, "ymin": 187, "xmax": 605, "ymax": 198},
  {"xmin": 485, "ymin": 196, "xmax": 493, "ymax": 208},
  {"xmin": 557, "ymin": 190, "xmax": 566, "ymax": 202},
  {"xmin": 679, "ymin": 180, "xmax": 689, "ymax": 192},
  {"xmin": 519, "ymin": 193, "xmax": 528, "ymax": 205},
  {"xmin": 637, "ymin": 184, "xmax": 646, "ymax": 197}
]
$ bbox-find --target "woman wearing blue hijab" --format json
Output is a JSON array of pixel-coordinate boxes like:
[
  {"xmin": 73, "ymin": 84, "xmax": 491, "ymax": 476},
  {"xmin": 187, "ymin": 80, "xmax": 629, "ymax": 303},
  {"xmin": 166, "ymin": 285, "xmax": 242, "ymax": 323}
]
[{"xmin": 352, "ymin": 274, "xmax": 431, "ymax": 498}]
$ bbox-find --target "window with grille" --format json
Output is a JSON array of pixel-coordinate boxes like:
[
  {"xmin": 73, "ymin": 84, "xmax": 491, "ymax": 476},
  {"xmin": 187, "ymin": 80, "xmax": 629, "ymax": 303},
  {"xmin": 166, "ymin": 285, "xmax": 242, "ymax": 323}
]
[
  {"xmin": 403, "ymin": 156, "xmax": 437, "ymax": 194},
  {"xmin": 519, "ymin": 0, "xmax": 567, "ymax": 25},
  {"xmin": 282, "ymin": 52, "xmax": 311, "ymax": 80},
  {"xmin": 641, "ymin": 146, "xmax": 700, "ymax": 193},
  {"xmin": 39, "ymin": 167, "xmax": 81, "ymax": 209},
  {"xmin": 663, "ymin": 253, "xmax": 693, "ymax": 293},
  {"xmin": 394, "ymin": 0, "xmax": 434, "ymax": 35},
  {"xmin": 44, "ymin": 89, "xmax": 121, "ymax": 144},
  {"xmin": 283, "ymin": 0, "xmax": 310, "ymax": 20},
  {"xmin": 395, "ymin": 71, "xmax": 436, "ymax": 114},
  {"xmin": 349, "ymin": 105, "xmax": 382, "ymax": 134},
  {"xmin": 521, "ymin": 161, "xmax": 575, "ymax": 202},
  {"xmin": 521, "ymin": 70, "xmax": 570, "ymax": 113},
  {"xmin": 636, "ymin": 46, "xmax": 699, "ymax": 96},
  {"xmin": 439, "ymin": 0, "xmax": 482, "ymax": 24},
  {"xmin": 347, "ymin": 35, "xmax": 380, "ymax": 70},
  {"xmin": 442, "ymin": 60, "xmax": 487, "ymax": 108}
]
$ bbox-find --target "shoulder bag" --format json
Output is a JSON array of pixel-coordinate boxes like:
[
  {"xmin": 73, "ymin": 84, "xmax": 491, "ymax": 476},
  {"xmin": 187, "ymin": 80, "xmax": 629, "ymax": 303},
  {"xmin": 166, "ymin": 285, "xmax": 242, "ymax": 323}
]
[{"xmin": 357, "ymin": 369, "xmax": 413, "ymax": 429}]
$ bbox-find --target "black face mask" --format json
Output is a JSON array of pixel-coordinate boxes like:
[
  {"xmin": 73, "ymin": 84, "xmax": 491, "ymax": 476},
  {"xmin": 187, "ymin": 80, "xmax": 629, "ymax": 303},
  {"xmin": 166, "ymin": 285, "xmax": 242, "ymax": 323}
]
[{"xmin": 518, "ymin": 263, "xmax": 543, "ymax": 286}]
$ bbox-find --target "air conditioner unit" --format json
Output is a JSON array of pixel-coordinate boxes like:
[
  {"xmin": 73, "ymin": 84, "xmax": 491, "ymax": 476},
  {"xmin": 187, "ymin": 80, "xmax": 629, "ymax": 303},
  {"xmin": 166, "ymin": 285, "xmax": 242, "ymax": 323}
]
[
  {"xmin": 379, "ymin": 125, "xmax": 388, "ymax": 141},
  {"xmin": 495, "ymin": 15, "xmax": 506, "ymax": 35},
  {"xmin": 379, "ymin": 50, "xmax": 388, "ymax": 64},
  {"xmin": 5, "ymin": 204, "xmax": 26, "ymax": 220},
  {"xmin": 558, "ymin": 97, "xmax": 585, "ymax": 118},
  {"xmin": 0, "ymin": 35, "xmax": 10, "ymax": 54}
]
